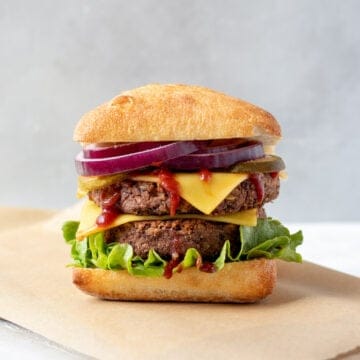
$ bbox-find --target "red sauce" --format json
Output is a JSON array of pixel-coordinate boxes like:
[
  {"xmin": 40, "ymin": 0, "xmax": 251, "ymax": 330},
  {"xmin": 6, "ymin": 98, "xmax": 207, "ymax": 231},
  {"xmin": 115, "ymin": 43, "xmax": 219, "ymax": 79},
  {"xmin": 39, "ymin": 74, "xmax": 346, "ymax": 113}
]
[
  {"xmin": 164, "ymin": 258, "xmax": 181, "ymax": 279},
  {"xmin": 270, "ymin": 171, "xmax": 279, "ymax": 179},
  {"xmin": 158, "ymin": 168, "xmax": 180, "ymax": 216},
  {"xmin": 101, "ymin": 192, "xmax": 121, "ymax": 208},
  {"xmin": 164, "ymin": 249, "xmax": 217, "ymax": 277},
  {"xmin": 164, "ymin": 238, "xmax": 184, "ymax": 279},
  {"xmin": 199, "ymin": 262, "xmax": 217, "ymax": 273},
  {"xmin": 96, "ymin": 192, "xmax": 122, "ymax": 227},
  {"xmin": 199, "ymin": 168, "xmax": 212, "ymax": 182},
  {"xmin": 96, "ymin": 208, "xmax": 118, "ymax": 227},
  {"xmin": 249, "ymin": 173, "xmax": 265, "ymax": 203}
]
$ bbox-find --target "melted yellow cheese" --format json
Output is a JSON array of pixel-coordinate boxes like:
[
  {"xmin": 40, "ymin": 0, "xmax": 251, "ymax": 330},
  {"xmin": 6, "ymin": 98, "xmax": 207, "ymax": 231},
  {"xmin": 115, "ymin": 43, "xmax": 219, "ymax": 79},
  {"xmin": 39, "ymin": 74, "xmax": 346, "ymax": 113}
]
[
  {"xmin": 76, "ymin": 200, "xmax": 257, "ymax": 240},
  {"xmin": 131, "ymin": 172, "xmax": 248, "ymax": 215}
]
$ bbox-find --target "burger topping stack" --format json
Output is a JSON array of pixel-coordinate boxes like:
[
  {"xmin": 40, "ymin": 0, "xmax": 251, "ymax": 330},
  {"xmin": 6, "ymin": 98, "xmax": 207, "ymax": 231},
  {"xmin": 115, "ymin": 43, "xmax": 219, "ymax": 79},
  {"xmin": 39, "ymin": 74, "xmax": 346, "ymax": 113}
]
[{"xmin": 64, "ymin": 138, "xmax": 300, "ymax": 277}]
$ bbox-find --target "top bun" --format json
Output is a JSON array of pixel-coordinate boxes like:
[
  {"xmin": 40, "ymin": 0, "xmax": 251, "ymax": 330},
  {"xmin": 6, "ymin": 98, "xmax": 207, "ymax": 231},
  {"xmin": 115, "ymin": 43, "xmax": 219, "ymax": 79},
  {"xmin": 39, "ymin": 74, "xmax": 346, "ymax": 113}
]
[{"xmin": 74, "ymin": 84, "xmax": 281, "ymax": 145}]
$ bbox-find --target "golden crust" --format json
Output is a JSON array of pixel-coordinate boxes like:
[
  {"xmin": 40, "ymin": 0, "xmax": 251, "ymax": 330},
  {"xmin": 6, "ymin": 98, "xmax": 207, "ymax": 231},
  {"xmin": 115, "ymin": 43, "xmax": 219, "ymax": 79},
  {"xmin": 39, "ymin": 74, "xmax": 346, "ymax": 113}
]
[
  {"xmin": 72, "ymin": 259, "xmax": 277, "ymax": 303},
  {"xmin": 73, "ymin": 84, "xmax": 281, "ymax": 145}
]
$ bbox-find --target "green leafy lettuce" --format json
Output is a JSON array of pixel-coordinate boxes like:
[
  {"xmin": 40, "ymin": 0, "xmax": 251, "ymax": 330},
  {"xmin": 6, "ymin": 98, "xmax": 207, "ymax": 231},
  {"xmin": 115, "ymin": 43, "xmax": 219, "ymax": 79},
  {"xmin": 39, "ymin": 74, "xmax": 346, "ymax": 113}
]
[{"xmin": 62, "ymin": 218, "xmax": 303, "ymax": 277}]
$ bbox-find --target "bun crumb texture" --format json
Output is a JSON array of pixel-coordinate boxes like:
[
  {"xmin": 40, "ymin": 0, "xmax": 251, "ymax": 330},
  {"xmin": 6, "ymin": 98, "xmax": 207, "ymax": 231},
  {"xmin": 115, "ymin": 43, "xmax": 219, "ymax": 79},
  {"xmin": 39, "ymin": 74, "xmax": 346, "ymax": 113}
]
[
  {"xmin": 73, "ymin": 258, "xmax": 277, "ymax": 303},
  {"xmin": 74, "ymin": 83, "xmax": 281, "ymax": 144}
]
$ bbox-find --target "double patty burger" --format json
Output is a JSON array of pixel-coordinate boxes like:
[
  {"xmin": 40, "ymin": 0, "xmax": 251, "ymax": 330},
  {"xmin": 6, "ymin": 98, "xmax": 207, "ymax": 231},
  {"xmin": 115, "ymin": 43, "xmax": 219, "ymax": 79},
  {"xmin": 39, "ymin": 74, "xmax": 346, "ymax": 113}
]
[{"xmin": 62, "ymin": 84, "xmax": 302, "ymax": 302}]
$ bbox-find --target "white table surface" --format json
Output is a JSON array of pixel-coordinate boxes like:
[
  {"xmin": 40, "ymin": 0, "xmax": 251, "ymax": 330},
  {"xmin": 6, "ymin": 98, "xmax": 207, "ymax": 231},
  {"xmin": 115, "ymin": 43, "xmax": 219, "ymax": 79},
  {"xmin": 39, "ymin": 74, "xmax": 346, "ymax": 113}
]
[{"xmin": 1, "ymin": 222, "xmax": 359, "ymax": 359}]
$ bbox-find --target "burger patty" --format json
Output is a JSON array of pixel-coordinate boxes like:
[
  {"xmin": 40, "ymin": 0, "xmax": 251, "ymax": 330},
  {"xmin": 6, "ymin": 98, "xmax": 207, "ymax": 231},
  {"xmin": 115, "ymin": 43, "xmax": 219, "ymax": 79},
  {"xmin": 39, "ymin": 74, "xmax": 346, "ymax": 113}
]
[
  {"xmin": 89, "ymin": 173, "xmax": 279, "ymax": 216},
  {"xmin": 104, "ymin": 219, "xmax": 240, "ymax": 260},
  {"xmin": 104, "ymin": 208, "xmax": 267, "ymax": 260}
]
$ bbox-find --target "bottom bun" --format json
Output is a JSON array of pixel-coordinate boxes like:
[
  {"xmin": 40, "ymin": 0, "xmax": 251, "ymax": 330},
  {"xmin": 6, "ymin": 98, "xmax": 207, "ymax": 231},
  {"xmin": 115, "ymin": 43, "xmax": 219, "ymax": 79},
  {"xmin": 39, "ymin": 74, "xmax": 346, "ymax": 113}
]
[{"xmin": 72, "ymin": 259, "xmax": 277, "ymax": 303}]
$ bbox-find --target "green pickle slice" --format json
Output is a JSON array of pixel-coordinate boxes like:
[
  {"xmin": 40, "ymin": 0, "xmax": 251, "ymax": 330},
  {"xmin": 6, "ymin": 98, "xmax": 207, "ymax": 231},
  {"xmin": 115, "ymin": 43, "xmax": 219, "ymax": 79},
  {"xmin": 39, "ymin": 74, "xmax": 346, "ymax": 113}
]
[
  {"xmin": 77, "ymin": 172, "xmax": 128, "ymax": 197},
  {"xmin": 230, "ymin": 155, "xmax": 285, "ymax": 173}
]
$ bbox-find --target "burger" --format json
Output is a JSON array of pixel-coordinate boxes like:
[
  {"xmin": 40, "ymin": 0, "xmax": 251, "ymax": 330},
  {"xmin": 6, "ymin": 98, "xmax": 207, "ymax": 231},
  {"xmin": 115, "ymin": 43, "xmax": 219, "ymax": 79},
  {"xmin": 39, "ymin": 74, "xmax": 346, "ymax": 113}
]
[{"xmin": 62, "ymin": 84, "xmax": 302, "ymax": 302}]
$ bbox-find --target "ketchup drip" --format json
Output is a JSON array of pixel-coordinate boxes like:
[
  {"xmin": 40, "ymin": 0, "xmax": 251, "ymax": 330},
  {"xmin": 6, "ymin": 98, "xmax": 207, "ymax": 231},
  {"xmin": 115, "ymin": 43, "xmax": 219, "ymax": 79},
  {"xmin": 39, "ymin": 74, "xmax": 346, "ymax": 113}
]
[
  {"xmin": 249, "ymin": 173, "xmax": 265, "ymax": 203},
  {"xmin": 199, "ymin": 168, "xmax": 212, "ymax": 182},
  {"xmin": 101, "ymin": 191, "xmax": 121, "ymax": 208},
  {"xmin": 199, "ymin": 262, "xmax": 217, "ymax": 273},
  {"xmin": 196, "ymin": 255, "xmax": 217, "ymax": 273},
  {"xmin": 96, "ymin": 192, "xmax": 121, "ymax": 227},
  {"xmin": 96, "ymin": 209, "xmax": 118, "ymax": 227},
  {"xmin": 164, "ymin": 259, "xmax": 182, "ymax": 279},
  {"xmin": 270, "ymin": 171, "xmax": 279, "ymax": 179},
  {"xmin": 164, "ymin": 250, "xmax": 181, "ymax": 280},
  {"xmin": 158, "ymin": 168, "xmax": 180, "ymax": 216},
  {"xmin": 164, "ymin": 238, "xmax": 184, "ymax": 279}
]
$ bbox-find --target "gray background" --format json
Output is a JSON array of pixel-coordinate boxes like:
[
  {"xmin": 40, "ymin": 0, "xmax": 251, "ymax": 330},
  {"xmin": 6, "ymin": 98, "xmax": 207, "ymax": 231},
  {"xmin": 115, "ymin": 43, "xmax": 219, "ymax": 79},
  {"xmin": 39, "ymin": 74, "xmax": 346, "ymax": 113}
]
[{"xmin": 1, "ymin": 0, "xmax": 359, "ymax": 222}]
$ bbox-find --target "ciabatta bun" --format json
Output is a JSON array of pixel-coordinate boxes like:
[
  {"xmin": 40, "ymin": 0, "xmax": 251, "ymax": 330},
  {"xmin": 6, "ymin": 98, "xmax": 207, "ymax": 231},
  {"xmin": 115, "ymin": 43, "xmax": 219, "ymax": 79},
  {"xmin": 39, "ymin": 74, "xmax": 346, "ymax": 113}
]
[
  {"xmin": 72, "ymin": 258, "xmax": 276, "ymax": 303},
  {"xmin": 74, "ymin": 84, "xmax": 281, "ymax": 145}
]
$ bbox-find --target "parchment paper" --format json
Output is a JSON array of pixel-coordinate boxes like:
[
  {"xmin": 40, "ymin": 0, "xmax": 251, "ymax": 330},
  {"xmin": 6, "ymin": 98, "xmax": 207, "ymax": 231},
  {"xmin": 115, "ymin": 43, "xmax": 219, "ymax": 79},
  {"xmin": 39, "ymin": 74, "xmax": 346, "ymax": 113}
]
[{"xmin": 0, "ymin": 206, "xmax": 359, "ymax": 360}]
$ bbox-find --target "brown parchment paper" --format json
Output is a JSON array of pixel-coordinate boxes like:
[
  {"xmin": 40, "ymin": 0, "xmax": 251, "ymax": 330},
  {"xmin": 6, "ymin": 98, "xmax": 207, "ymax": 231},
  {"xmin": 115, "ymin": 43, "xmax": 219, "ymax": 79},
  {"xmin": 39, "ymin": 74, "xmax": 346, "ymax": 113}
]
[{"xmin": 0, "ymin": 205, "xmax": 359, "ymax": 360}]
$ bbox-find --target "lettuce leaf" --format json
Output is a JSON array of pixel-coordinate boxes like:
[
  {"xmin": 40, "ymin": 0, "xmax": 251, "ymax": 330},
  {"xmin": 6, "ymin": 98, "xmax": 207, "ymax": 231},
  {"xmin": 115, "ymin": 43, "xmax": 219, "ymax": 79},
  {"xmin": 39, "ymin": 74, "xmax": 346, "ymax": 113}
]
[
  {"xmin": 240, "ymin": 219, "xmax": 303, "ymax": 262},
  {"xmin": 62, "ymin": 218, "xmax": 303, "ymax": 277},
  {"xmin": 62, "ymin": 221, "xmax": 79, "ymax": 243}
]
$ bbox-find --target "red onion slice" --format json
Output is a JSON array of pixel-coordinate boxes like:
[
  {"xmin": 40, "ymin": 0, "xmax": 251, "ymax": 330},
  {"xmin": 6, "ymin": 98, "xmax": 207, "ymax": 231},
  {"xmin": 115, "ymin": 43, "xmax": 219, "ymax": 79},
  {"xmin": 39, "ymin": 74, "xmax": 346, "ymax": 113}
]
[
  {"xmin": 193, "ymin": 139, "xmax": 248, "ymax": 154},
  {"xmin": 83, "ymin": 142, "xmax": 169, "ymax": 159},
  {"xmin": 163, "ymin": 142, "xmax": 264, "ymax": 170},
  {"xmin": 75, "ymin": 141, "xmax": 200, "ymax": 176}
]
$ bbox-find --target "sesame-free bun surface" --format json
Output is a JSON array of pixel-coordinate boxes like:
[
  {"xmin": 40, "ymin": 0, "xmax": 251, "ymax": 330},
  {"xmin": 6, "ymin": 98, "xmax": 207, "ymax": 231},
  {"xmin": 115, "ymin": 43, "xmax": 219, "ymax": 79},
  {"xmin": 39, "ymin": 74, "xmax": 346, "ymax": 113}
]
[
  {"xmin": 72, "ymin": 258, "xmax": 276, "ymax": 303},
  {"xmin": 74, "ymin": 84, "xmax": 281, "ymax": 145}
]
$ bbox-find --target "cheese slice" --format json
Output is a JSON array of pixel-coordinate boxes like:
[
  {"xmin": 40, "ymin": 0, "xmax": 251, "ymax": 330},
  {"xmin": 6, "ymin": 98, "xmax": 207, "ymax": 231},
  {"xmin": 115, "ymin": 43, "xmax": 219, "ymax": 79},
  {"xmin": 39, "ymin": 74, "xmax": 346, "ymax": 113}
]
[
  {"xmin": 76, "ymin": 200, "xmax": 257, "ymax": 240},
  {"xmin": 131, "ymin": 172, "xmax": 248, "ymax": 215}
]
